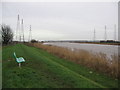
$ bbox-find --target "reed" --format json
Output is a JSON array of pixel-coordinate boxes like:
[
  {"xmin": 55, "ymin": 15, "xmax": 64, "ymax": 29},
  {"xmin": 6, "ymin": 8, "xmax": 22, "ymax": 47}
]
[{"xmin": 27, "ymin": 43, "xmax": 119, "ymax": 79}]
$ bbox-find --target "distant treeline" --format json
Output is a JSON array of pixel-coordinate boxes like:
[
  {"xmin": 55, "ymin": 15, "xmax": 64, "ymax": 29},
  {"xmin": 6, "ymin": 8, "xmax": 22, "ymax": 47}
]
[{"xmin": 41, "ymin": 40, "xmax": 120, "ymax": 43}]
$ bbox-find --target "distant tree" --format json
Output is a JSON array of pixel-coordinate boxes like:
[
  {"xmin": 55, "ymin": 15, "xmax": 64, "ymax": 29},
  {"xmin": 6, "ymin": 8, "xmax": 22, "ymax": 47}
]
[
  {"xmin": 31, "ymin": 39, "xmax": 38, "ymax": 43},
  {"xmin": 0, "ymin": 24, "xmax": 13, "ymax": 45}
]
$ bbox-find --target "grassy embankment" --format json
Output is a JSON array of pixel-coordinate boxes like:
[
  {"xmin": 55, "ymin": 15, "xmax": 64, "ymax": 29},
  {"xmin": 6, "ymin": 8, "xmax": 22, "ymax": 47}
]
[
  {"xmin": 30, "ymin": 43, "xmax": 119, "ymax": 79},
  {"xmin": 2, "ymin": 44, "xmax": 118, "ymax": 88}
]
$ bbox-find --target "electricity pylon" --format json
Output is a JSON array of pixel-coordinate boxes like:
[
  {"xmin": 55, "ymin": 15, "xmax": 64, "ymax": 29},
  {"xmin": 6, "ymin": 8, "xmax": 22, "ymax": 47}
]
[
  {"xmin": 28, "ymin": 25, "xmax": 32, "ymax": 42},
  {"xmin": 21, "ymin": 19, "xmax": 25, "ymax": 42},
  {"xmin": 104, "ymin": 25, "xmax": 107, "ymax": 41},
  {"xmin": 16, "ymin": 14, "xmax": 20, "ymax": 41},
  {"xmin": 114, "ymin": 24, "xmax": 116, "ymax": 41},
  {"xmin": 93, "ymin": 28, "xmax": 96, "ymax": 41}
]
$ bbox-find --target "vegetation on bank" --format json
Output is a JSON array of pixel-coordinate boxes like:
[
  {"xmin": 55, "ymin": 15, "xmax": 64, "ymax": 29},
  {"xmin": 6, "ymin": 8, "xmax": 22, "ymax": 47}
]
[
  {"xmin": 2, "ymin": 44, "xmax": 118, "ymax": 88},
  {"xmin": 28, "ymin": 43, "xmax": 119, "ymax": 79}
]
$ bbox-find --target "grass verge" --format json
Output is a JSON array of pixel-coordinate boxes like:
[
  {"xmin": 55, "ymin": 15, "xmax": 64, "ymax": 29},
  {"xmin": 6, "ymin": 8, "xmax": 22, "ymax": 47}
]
[
  {"xmin": 2, "ymin": 44, "xmax": 118, "ymax": 88},
  {"xmin": 28, "ymin": 43, "xmax": 119, "ymax": 79}
]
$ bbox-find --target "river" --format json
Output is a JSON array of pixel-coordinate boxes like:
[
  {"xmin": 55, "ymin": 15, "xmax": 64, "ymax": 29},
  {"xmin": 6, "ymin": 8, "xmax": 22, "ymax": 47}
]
[{"xmin": 43, "ymin": 42, "xmax": 119, "ymax": 60}]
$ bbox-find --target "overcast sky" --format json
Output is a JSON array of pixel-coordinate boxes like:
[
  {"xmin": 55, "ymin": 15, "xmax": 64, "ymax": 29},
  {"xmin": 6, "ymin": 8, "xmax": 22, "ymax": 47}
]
[{"xmin": 2, "ymin": 1, "xmax": 118, "ymax": 41}]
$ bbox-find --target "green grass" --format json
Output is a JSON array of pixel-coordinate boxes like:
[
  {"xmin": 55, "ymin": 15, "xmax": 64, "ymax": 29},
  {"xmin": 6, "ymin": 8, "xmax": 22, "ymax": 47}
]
[{"xmin": 2, "ymin": 44, "xmax": 118, "ymax": 88}]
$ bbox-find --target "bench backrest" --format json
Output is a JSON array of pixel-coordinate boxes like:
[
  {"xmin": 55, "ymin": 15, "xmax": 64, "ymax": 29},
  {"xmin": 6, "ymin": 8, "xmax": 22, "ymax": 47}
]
[{"xmin": 13, "ymin": 52, "xmax": 17, "ymax": 59}]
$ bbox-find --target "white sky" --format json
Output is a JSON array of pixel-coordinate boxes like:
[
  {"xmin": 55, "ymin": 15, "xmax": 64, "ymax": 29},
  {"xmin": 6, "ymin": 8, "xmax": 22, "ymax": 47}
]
[{"xmin": 1, "ymin": 1, "xmax": 119, "ymax": 41}]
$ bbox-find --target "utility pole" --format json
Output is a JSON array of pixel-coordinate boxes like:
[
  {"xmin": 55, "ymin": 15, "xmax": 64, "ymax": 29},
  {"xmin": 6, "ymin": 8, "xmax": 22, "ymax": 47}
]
[
  {"xmin": 114, "ymin": 24, "xmax": 116, "ymax": 41},
  {"xmin": 21, "ymin": 19, "xmax": 25, "ymax": 42},
  {"xmin": 16, "ymin": 14, "xmax": 20, "ymax": 41},
  {"xmin": 28, "ymin": 25, "xmax": 32, "ymax": 42},
  {"xmin": 104, "ymin": 25, "xmax": 107, "ymax": 41},
  {"xmin": 93, "ymin": 28, "xmax": 96, "ymax": 41}
]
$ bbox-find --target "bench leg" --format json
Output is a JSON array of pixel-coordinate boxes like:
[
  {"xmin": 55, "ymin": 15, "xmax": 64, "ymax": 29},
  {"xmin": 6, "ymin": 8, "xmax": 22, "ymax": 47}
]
[{"xmin": 19, "ymin": 63, "xmax": 21, "ymax": 68}]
